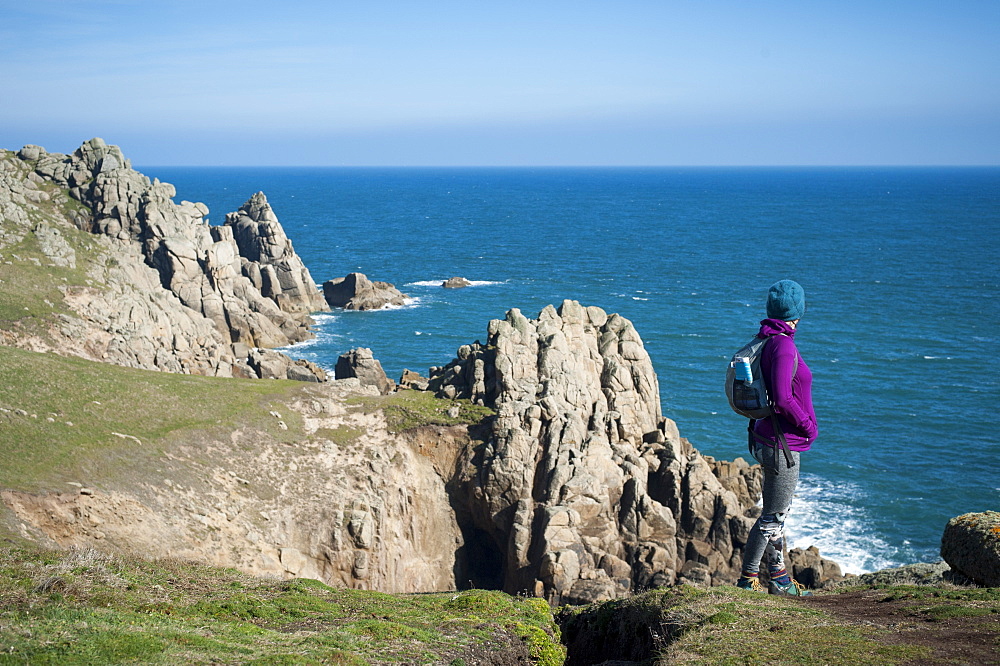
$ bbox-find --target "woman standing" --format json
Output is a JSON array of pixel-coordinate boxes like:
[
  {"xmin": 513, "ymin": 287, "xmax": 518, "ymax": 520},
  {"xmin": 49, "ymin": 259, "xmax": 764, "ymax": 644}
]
[{"xmin": 736, "ymin": 279, "xmax": 818, "ymax": 596}]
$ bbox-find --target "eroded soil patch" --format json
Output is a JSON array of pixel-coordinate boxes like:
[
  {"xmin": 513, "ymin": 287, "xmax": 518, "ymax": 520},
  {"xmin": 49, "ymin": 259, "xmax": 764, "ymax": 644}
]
[{"xmin": 805, "ymin": 587, "xmax": 1000, "ymax": 665}]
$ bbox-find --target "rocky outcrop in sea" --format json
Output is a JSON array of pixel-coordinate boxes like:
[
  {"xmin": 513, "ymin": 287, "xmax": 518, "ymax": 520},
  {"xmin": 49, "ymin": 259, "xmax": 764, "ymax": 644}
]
[
  {"xmin": 323, "ymin": 272, "xmax": 407, "ymax": 310},
  {"xmin": 1, "ymin": 139, "xmax": 325, "ymax": 379}
]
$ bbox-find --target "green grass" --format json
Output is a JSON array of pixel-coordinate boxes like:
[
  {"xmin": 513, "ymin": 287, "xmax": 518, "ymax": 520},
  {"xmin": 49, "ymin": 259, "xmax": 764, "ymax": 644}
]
[
  {"xmin": 0, "ymin": 345, "xmax": 309, "ymax": 492},
  {"xmin": 0, "ymin": 547, "xmax": 564, "ymax": 665},
  {"xmin": 0, "ymin": 343, "xmax": 496, "ymax": 496},
  {"xmin": 917, "ymin": 604, "xmax": 996, "ymax": 621},
  {"xmin": 347, "ymin": 389, "xmax": 494, "ymax": 432},
  {"xmin": 314, "ymin": 426, "xmax": 365, "ymax": 448}
]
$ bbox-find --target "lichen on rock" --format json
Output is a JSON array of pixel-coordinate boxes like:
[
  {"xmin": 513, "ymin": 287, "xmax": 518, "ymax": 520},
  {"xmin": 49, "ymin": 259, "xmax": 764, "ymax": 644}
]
[{"xmin": 941, "ymin": 510, "xmax": 1000, "ymax": 587}]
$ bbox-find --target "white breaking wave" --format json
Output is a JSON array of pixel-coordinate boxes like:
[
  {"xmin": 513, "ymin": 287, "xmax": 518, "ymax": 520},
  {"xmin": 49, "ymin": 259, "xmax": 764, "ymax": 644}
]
[
  {"xmin": 407, "ymin": 280, "xmax": 447, "ymax": 287},
  {"xmin": 276, "ymin": 314, "xmax": 339, "ymax": 351},
  {"xmin": 379, "ymin": 296, "xmax": 423, "ymax": 310},
  {"xmin": 785, "ymin": 473, "xmax": 903, "ymax": 575},
  {"xmin": 281, "ymin": 336, "xmax": 322, "ymax": 350},
  {"xmin": 405, "ymin": 279, "xmax": 505, "ymax": 287}
]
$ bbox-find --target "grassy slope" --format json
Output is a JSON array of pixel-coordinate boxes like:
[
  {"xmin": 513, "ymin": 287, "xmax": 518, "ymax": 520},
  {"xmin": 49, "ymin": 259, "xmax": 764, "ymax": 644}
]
[
  {"xmin": 0, "ymin": 547, "xmax": 564, "ymax": 665},
  {"xmin": 0, "ymin": 344, "xmax": 308, "ymax": 493},
  {"xmin": 0, "ymin": 344, "xmax": 494, "ymax": 520}
]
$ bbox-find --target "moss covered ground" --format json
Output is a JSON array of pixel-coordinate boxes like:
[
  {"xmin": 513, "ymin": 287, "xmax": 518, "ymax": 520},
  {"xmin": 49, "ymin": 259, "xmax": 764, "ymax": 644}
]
[
  {"xmin": 6, "ymin": 547, "xmax": 995, "ymax": 666},
  {"xmin": 0, "ymin": 547, "xmax": 564, "ymax": 665}
]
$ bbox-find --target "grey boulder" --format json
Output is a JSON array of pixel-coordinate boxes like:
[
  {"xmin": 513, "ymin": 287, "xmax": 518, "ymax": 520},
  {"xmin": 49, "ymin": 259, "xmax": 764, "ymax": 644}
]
[{"xmin": 941, "ymin": 511, "xmax": 1000, "ymax": 587}]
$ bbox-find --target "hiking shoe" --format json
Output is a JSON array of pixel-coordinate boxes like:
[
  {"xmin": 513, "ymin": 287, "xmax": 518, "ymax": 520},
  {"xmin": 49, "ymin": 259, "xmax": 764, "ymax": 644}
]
[
  {"xmin": 736, "ymin": 576, "xmax": 765, "ymax": 593},
  {"xmin": 769, "ymin": 578, "xmax": 813, "ymax": 596}
]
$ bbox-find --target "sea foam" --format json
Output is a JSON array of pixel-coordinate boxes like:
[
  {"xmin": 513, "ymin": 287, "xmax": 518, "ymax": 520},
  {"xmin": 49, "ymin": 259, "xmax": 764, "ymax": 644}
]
[
  {"xmin": 379, "ymin": 296, "xmax": 423, "ymax": 310},
  {"xmin": 786, "ymin": 473, "xmax": 906, "ymax": 575}
]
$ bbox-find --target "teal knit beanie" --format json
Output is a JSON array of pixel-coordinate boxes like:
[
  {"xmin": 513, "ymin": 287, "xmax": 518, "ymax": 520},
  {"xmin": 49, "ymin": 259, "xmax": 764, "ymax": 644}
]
[{"xmin": 766, "ymin": 280, "xmax": 806, "ymax": 321}]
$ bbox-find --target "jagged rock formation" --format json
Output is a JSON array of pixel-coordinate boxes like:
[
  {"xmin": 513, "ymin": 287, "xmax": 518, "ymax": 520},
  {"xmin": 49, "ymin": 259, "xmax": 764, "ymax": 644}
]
[
  {"xmin": 443, "ymin": 277, "xmax": 471, "ymax": 288},
  {"xmin": 941, "ymin": 511, "xmax": 1000, "ymax": 587},
  {"xmin": 323, "ymin": 272, "xmax": 407, "ymax": 310},
  {"xmin": 1, "ymin": 139, "xmax": 326, "ymax": 379},
  {"xmin": 429, "ymin": 300, "xmax": 763, "ymax": 603},
  {"xmin": 335, "ymin": 348, "xmax": 395, "ymax": 394},
  {"xmin": 224, "ymin": 193, "xmax": 327, "ymax": 314}
]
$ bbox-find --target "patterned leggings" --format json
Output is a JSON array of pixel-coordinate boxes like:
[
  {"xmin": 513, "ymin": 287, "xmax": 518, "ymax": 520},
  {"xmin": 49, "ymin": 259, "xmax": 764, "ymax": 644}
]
[{"xmin": 741, "ymin": 443, "xmax": 801, "ymax": 574}]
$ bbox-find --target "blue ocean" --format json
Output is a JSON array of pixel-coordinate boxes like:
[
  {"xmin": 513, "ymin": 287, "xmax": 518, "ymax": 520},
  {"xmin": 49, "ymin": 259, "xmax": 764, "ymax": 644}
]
[{"xmin": 144, "ymin": 165, "xmax": 1000, "ymax": 575}]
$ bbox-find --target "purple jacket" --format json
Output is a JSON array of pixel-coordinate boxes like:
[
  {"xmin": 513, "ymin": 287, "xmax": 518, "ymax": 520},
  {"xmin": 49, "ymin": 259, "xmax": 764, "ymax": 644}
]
[{"xmin": 752, "ymin": 318, "xmax": 818, "ymax": 451}]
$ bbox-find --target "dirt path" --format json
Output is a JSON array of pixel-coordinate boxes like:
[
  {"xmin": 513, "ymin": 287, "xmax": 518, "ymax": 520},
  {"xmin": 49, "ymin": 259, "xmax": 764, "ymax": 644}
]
[{"xmin": 804, "ymin": 588, "xmax": 1000, "ymax": 664}]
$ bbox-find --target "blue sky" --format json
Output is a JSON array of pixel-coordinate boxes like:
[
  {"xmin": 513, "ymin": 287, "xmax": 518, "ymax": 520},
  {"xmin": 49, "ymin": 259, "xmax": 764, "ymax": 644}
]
[{"xmin": 1, "ymin": 0, "xmax": 998, "ymax": 165}]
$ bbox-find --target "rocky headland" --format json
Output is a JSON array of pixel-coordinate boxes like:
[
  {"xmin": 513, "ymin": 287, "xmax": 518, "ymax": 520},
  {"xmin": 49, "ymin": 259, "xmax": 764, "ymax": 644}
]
[
  {"xmin": 1, "ymin": 140, "xmax": 993, "ymax": 623},
  {"xmin": 1, "ymin": 139, "xmax": 325, "ymax": 380}
]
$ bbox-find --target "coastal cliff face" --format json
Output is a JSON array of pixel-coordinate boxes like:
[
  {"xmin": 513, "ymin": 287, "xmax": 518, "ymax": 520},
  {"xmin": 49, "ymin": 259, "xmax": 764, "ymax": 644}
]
[
  {"xmin": 0, "ymin": 139, "xmax": 325, "ymax": 379},
  {"xmin": 0, "ymin": 376, "xmax": 472, "ymax": 593},
  {"xmin": 429, "ymin": 301, "xmax": 762, "ymax": 603}
]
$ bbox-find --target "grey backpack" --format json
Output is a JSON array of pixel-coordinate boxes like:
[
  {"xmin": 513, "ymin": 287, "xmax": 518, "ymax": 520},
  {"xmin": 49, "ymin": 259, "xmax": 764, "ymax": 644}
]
[{"xmin": 725, "ymin": 333, "xmax": 798, "ymax": 469}]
